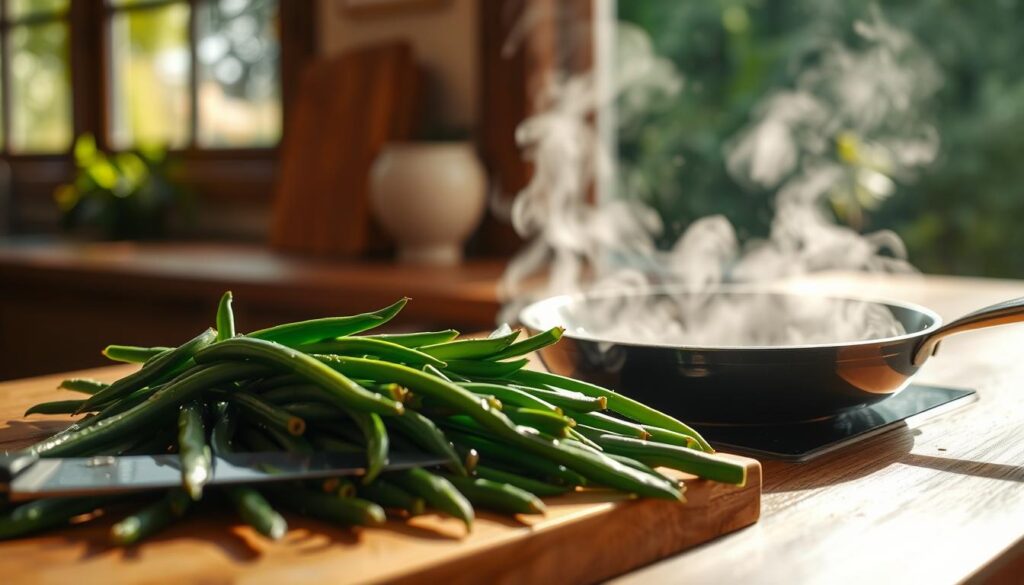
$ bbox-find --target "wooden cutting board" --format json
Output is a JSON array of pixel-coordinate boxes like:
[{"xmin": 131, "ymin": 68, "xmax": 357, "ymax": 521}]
[{"xmin": 0, "ymin": 366, "xmax": 761, "ymax": 585}]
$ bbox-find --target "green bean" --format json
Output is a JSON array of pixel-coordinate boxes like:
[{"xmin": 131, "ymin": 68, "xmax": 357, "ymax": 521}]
[
  {"xmin": 605, "ymin": 453, "xmax": 680, "ymax": 487},
  {"xmin": 508, "ymin": 370, "xmax": 713, "ymax": 452},
  {"xmin": 442, "ymin": 426, "xmax": 587, "ymax": 486},
  {"xmin": 299, "ymin": 337, "xmax": 446, "ymax": 368},
  {"xmin": 503, "ymin": 407, "xmax": 573, "ymax": 438},
  {"xmin": 389, "ymin": 468, "xmax": 474, "ymax": 529},
  {"xmin": 25, "ymin": 400, "xmax": 87, "ymax": 416},
  {"xmin": 0, "ymin": 497, "xmax": 109, "ymax": 539},
  {"xmin": 386, "ymin": 409, "xmax": 466, "ymax": 475},
  {"xmin": 641, "ymin": 425, "xmax": 701, "ymax": 450},
  {"xmin": 458, "ymin": 382, "xmax": 561, "ymax": 413},
  {"xmin": 358, "ymin": 480, "xmax": 426, "ymax": 516},
  {"xmin": 260, "ymin": 424, "xmax": 314, "ymax": 454},
  {"xmin": 110, "ymin": 490, "xmax": 190, "ymax": 546},
  {"xmin": 177, "ymin": 401, "xmax": 212, "ymax": 500},
  {"xmin": 474, "ymin": 465, "xmax": 572, "ymax": 497},
  {"xmin": 511, "ymin": 385, "xmax": 606, "ymax": 412},
  {"xmin": 81, "ymin": 328, "xmax": 217, "ymax": 411},
  {"xmin": 418, "ymin": 330, "xmax": 520, "ymax": 360},
  {"xmin": 565, "ymin": 426, "xmax": 603, "ymax": 451},
  {"xmin": 595, "ymin": 435, "xmax": 746, "ymax": 485},
  {"xmin": 58, "ymin": 378, "xmax": 109, "ymax": 395},
  {"xmin": 259, "ymin": 384, "xmax": 329, "ymax": 405},
  {"xmin": 238, "ymin": 426, "xmax": 279, "ymax": 452},
  {"xmin": 443, "ymin": 358, "xmax": 529, "ymax": 378},
  {"xmin": 486, "ymin": 327, "xmax": 564, "ymax": 361},
  {"xmin": 248, "ymin": 298, "xmax": 408, "ymax": 347},
  {"xmin": 102, "ymin": 345, "xmax": 171, "ymax": 364},
  {"xmin": 337, "ymin": 409, "xmax": 388, "ymax": 484},
  {"xmin": 28, "ymin": 362, "xmax": 272, "ymax": 457},
  {"xmin": 271, "ymin": 488, "xmax": 386, "ymax": 527},
  {"xmin": 209, "ymin": 389, "xmax": 306, "ymax": 436},
  {"xmin": 195, "ymin": 338, "xmax": 404, "ymax": 416},
  {"xmin": 571, "ymin": 411, "xmax": 649, "ymax": 439},
  {"xmin": 321, "ymin": 477, "xmax": 358, "ymax": 498},
  {"xmin": 308, "ymin": 433, "xmax": 363, "ymax": 455},
  {"xmin": 422, "ymin": 363, "xmax": 454, "ymax": 382},
  {"xmin": 227, "ymin": 487, "xmax": 287, "ymax": 540},
  {"xmin": 441, "ymin": 474, "xmax": 546, "ymax": 515},
  {"xmin": 124, "ymin": 430, "xmax": 176, "ymax": 455},
  {"xmin": 244, "ymin": 374, "xmax": 304, "ymax": 393},
  {"xmin": 281, "ymin": 402, "xmax": 345, "ymax": 422},
  {"xmin": 216, "ymin": 291, "xmax": 236, "ymax": 342},
  {"xmin": 317, "ymin": 356, "xmax": 680, "ymax": 499},
  {"xmin": 363, "ymin": 329, "xmax": 459, "ymax": 348}
]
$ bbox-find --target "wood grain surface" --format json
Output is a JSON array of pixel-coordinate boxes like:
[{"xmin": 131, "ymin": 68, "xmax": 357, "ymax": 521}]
[
  {"xmin": 0, "ymin": 366, "xmax": 761, "ymax": 585},
  {"xmin": 611, "ymin": 273, "xmax": 1024, "ymax": 585}
]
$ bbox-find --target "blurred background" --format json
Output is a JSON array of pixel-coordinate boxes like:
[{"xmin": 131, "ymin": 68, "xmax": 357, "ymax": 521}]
[{"xmin": 1, "ymin": 0, "xmax": 1022, "ymax": 379}]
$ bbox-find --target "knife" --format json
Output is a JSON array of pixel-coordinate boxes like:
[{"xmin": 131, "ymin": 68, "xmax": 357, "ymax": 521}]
[{"xmin": 0, "ymin": 451, "xmax": 446, "ymax": 502}]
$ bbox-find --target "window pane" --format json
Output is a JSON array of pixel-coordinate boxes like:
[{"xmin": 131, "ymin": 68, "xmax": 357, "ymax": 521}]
[
  {"xmin": 108, "ymin": 3, "xmax": 191, "ymax": 149},
  {"xmin": 8, "ymin": 22, "xmax": 72, "ymax": 153},
  {"xmin": 8, "ymin": 0, "xmax": 68, "ymax": 19},
  {"xmin": 196, "ymin": 0, "xmax": 281, "ymax": 147}
]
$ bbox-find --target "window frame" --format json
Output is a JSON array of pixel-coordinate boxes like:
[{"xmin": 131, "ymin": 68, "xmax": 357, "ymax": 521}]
[{"xmin": 0, "ymin": 0, "xmax": 315, "ymax": 202}]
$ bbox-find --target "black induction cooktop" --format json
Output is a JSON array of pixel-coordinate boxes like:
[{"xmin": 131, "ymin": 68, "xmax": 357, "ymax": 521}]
[{"xmin": 690, "ymin": 384, "xmax": 976, "ymax": 462}]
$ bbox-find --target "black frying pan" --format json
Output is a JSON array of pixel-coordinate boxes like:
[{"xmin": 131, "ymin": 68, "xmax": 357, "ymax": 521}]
[{"xmin": 518, "ymin": 289, "xmax": 1024, "ymax": 424}]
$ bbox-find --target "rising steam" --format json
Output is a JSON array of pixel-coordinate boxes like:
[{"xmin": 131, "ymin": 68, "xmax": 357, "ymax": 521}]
[{"xmin": 503, "ymin": 6, "xmax": 942, "ymax": 345}]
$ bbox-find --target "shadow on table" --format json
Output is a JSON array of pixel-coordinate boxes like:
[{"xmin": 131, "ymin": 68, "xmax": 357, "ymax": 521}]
[
  {"xmin": 0, "ymin": 419, "xmax": 71, "ymax": 450},
  {"xmin": 899, "ymin": 453, "xmax": 1024, "ymax": 483},
  {"xmin": 760, "ymin": 425, "xmax": 917, "ymax": 494}
]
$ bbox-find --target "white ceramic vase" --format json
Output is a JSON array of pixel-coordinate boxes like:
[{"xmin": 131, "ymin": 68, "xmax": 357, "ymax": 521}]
[{"xmin": 370, "ymin": 142, "xmax": 487, "ymax": 265}]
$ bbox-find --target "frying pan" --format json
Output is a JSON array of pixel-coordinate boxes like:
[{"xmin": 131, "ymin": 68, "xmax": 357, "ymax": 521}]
[{"xmin": 518, "ymin": 289, "xmax": 1024, "ymax": 424}]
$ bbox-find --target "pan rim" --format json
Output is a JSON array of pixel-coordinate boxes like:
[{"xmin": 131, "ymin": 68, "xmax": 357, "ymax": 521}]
[{"xmin": 517, "ymin": 285, "xmax": 945, "ymax": 352}]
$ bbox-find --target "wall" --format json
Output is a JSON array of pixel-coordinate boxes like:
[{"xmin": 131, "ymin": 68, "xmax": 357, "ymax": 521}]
[{"xmin": 318, "ymin": 0, "xmax": 479, "ymax": 131}]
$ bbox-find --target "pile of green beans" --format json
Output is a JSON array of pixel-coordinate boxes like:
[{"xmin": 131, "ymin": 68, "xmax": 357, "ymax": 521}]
[{"xmin": 2, "ymin": 292, "xmax": 746, "ymax": 545}]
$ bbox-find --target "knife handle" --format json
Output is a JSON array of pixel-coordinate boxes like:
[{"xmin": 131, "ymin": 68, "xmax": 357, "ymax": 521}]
[{"xmin": 0, "ymin": 453, "xmax": 39, "ymax": 485}]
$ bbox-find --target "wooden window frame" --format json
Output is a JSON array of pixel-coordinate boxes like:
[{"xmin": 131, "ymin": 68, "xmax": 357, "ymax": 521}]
[{"xmin": 2, "ymin": 0, "xmax": 316, "ymax": 204}]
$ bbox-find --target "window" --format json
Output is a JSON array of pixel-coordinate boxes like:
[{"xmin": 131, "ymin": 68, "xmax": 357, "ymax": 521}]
[
  {"xmin": 108, "ymin": 0, "xmax": 281, "ymax": 150},
  {"xmin": 0, "ymin": 0, "xmax": 283, "ymax": 157},
  {"xmin": 0, "ymin": 0, "xmax": 73, "ymax": 153}
]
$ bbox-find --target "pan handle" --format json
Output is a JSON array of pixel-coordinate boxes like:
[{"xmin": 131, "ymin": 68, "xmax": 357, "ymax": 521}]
[{"xmin": 913, "ymin": 296, "xmax": 1024, "ymax": 366}]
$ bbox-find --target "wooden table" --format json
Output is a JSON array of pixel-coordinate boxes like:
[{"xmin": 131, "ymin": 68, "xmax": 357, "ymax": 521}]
[{"xmin": 612, "ymin": 272, "xmax": 1024, "ymax": 584}]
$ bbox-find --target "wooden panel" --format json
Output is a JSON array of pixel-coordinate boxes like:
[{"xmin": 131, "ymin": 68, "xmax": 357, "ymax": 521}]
[
  {"xmin": 0, "ymin": 240, "xmax": 503, "ymax": 379},
  {"xmin": 0, "ymin": 365, "xmax": 761, "ymax": 585},
  {"xmin": 271, "ymin": 42, "xmax": 421, "ymax": 257}
]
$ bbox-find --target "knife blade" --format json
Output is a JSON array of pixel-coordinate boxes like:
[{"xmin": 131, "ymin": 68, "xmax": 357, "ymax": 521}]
[{"xmin": 0, "ymin": 451, "xmax": 446, "ymax": 501}]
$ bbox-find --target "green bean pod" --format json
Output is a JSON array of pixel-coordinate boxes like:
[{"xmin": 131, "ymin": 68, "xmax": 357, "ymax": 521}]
[
  {"xmin": 511, "ymin": 384, "xmax": 606, "ymax": 412},
  {"xmin": 248, "ymin": 298, "xmax": 408, "ymax": 347},
  {"xmin": 340, "ymin": 410, "xmax": 388, "ymax": 484},
  {"xmin": 418, "ymin": 330, "xmax": 520, "ymax": 360},
  {"xmin": 210, "ymin": 389, "xmax": 306, "ymax": 436},
  {"xmin": 226, "ymin": 487, "xmax": 288, "ymax": 540},
  {"xmin": 271, "ymin": 488, "xmax": 386, "ymax": 527},
  {"xmin": 641, "ymin": 425, "xmax": 701, "ymax": 450},
  {"xmin": 102, "ymin": 345, "xmax": 171, "ymax": 364},
  {"xmin": 281, "ymin": 402, "xmax": 346, "ymax": 422},
  {"xmin": 58, "ymin": 378, "xmax": 109, "ymax": 395},
  {"xmin": 565, "ymin": 426, "xmax": 603, "ymax": 451},
  {"xmin": 299, "ymin": 337, "xmax": 446, "ymax": 368},
  {"xmin": 441, "ymin": 474, "xmax": 546, "ymax": 515},
  {"xmin": 458, "ymin": 382, "xmax": 561, "ymax": 413},
  {"xmin": 485, "ymin": 327, "xmax": 564, "ymax": 361},
  {"xmin": 0, "ymin": 497, "xmax": 109, "ymax": 540},
  {"xmin": 28, "ymin": 362, "xmax": 272, "ymax": 457},
  {"xmin": 386, "ymin": 409, "xmax": 466, "ymax": 475},
  {"xmin": 24, "ymin": 400, "xmax": 87, "ymax": 416},
  {"xmin": 504, "ymin": 406, "xmax": 574, "ymax": 437},
  {"xmin": 443, "ymin": 358, "xmax": 529, "ymax": 378},
  {"xmin": 195, "ymin": 338, "xmax": 404, "ymax": 416},
  {"xmin": 81, "ymin": 328, "xmax": 217, "ymax": 411},
  {"xmin": 443, "ymin": 426, "xmax": 587, "ymax": 486},
  {"xmin": 596, "ymin": 435, "xmax": 746, "ymax": 485},
  {"xmin": 358, "ymin": 480, "xmax": 426, "ymax": 516},
  {"xmin": 216, "ymin": 291, "xmax": 236, "ymax": 342},
  {"xmin": 363, "ymin": 329, "xmax": 459, "ymax": 348},
  {"xmin": 473, "ymin": 465, "xmax": 572, "ymax": 497},
  {"xmin": 177, "ymin": 401, "xmax": 212, "ymax": 500},
  {"xmin": 571, "ymin": 411, "xmax": 649, "ymax": 439},
  {"xmin": 508, "ymin": 370, "xmax": 713, "ymax": 452},
  {"xmin": 389, "ymin": 468, "xmax": 474, "ymax": 529},
  {"xmin": 110, "ymin": 490, "xmax": 191, "ymax": 546}
]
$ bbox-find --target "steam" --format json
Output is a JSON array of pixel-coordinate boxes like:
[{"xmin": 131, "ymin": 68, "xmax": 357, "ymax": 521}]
[{"xmin": 502, "ymin": 6, "xmax": 942, "ymax": 345}]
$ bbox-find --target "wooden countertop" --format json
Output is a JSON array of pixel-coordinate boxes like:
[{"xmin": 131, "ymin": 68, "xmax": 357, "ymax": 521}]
[
  {"xmin": 0, "ymin": 238, "xmax": 505, "ymax": 327},
  {"xmin": 612, "ymin": 272, "xmax": 1024, "ymax": 584}
]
